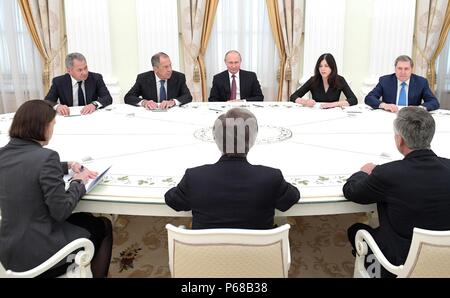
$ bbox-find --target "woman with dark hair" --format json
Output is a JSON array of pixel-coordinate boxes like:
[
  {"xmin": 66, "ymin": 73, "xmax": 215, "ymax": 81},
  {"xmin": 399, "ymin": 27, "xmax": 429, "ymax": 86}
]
[
  {"xmin": 0, "ymin": 100, "xmax": 112, "ymax": 278},
  {"xmin": 290, "ymin": 53, "xmax": 357, "ymax": 108}
]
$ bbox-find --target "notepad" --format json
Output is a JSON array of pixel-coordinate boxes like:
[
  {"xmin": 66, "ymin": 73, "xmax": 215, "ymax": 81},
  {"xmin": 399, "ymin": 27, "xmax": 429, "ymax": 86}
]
[
  {"xmin": 85, "ymin": 165, "xmax": 112, "ymax": 193},
  {"xmin": 65, "ymin": 164, "xmax": 112, "ymax": 193},
  {"xmin": 65, "ymin": 107, "xmax": 83, "ymax": 116}
]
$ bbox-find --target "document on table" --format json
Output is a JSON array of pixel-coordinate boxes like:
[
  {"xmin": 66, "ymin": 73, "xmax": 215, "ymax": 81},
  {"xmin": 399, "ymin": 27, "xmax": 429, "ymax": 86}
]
[
  {"xmin": 64, "ymin": 164, "xmax": 112, "ymax": 193},
  {"xmin": 64, "ymin": 106, "xmax": 82, "ymax": 117}
]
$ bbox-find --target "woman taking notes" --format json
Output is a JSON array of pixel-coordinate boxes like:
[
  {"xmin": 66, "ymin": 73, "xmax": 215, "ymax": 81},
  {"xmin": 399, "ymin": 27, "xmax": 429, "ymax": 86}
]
[{"xmin": 0, "ymin": 100, "xmax": 112, "ymax": 278}]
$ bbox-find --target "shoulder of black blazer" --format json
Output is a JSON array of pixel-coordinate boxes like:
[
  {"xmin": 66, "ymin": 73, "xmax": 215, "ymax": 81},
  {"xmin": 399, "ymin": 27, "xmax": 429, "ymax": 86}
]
[
  {"xmin": 239, "ymin": 69, "xmax": 257, "ymax": 79},
  {"xmin": 213, "ymin": 70, "xmax": 230, "ymax": 82},
  {"xmin": 86, "ymin": 71, "xmax": 104, "ymax": 82},
  {"xmin": 137, "ymin": 70, "xmax": 155, "ymax": 81},
  {"xmin": 169, "ymin": 71, "xmax": 186, "ymax": 83},
  {"xmin": 52, "ymin": 72, "xmax": 104, "ymax": 86},
  {"xmin": 52, "ymin": 73, "xmax": 71, "ymax": 86}
]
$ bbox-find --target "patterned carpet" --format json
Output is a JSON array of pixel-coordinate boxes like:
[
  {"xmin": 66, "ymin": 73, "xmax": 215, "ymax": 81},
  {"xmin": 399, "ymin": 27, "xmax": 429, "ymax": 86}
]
[{"xmin": 108, "ymin": 213, "xmax": 369, "ymax": 278}]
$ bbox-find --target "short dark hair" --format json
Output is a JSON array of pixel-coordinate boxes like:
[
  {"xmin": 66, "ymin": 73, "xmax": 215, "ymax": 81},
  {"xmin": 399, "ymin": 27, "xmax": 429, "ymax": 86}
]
[
  {"xmin": 151, "ymin": 52, "xmax": 170, "ymax": 67},
  {"xmin": 9, "ymin": 100, "xmax": 56, "ymax": 142},
  {"xmin": 213, "ymin": 108, "xmax": 258, "ymax": 156}
]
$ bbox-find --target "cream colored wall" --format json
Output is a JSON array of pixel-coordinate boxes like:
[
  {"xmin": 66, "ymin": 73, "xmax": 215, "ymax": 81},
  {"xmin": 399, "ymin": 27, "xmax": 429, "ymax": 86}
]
[
  {"xmin": 106, "ymin": 0, "xmax": 382, "ymax": 104},
  {"xmin": 109, "ymin": 0, "xmax": 139, "ymax": 103},
  {"xmin": 343, "ymin": 0, "xmax": 374, "ymax": 103}
]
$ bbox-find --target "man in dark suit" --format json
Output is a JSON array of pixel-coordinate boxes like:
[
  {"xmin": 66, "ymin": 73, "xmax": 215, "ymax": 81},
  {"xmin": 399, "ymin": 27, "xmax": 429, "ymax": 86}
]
[
  {"xmin": 344, "ymin": 107, "xmax": 450, "ymax": 277},
  {"xmin": 165, "ymin": 108, "xmax": 299, "ymax": 229},
  {"xmin": 208, "ymin": 50, "xmax": 264, "ymax": 102},
  {"xmin": 365, "ymin": 55, "xmax": 439, "ymax": 112},
  {"xmin": 45, "ymin": 52, "xmax": 113, "ymax": 116},
  {"xmin": 124, "ymin": 52, "xmax": 192, "ymax": 110}
]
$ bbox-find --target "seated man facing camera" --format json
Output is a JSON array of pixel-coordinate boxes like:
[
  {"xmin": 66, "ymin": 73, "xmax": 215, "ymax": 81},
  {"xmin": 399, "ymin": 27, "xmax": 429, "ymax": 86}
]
[{"xmin": 165, "ymin": 108, "xmax": 300, "ymax": 229}]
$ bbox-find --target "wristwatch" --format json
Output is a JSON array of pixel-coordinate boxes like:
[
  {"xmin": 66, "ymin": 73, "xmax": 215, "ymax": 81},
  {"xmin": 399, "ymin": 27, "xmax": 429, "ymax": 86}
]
[{"xmin": 92, "ymin": 101, "xmax": 99, "ymax": 110}]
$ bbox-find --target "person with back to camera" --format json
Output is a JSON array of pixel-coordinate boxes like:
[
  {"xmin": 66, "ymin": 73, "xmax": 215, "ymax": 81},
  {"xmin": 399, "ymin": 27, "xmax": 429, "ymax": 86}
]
[
  {"xmin": 290, "ymin": 53, "xmax": 357, "ymax": 108},
  {"xmin": 165, "ymin": 107, "xmax": 299, "ymax": 229},
  {"xmin": 343, "ymin": 107, "xmax": 450, "ymax": 277},
  {"xmin": 0, "ymin": 100, "xmax": 113, "ymax": 278}
]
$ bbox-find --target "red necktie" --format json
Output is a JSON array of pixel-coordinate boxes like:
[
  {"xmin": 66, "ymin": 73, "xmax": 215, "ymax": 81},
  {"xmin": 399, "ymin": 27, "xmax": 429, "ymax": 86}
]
[{"xmin": 230, "ymin": 75, "xmax": 237, "ymax": 100}]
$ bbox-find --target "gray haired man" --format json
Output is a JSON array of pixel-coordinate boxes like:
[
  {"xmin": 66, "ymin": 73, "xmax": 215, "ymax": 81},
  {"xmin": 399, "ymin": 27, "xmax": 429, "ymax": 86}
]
[
  {"xmin": 344, "ymin": 107, "xmax": 450, "ymax": 277},
  {"xmin": 45, "ymin": 52, "xmax": 112, "ymax": 116},
  {"xmin": 165, "ymin": 108, "xmax": 299, "ymax": 229}
]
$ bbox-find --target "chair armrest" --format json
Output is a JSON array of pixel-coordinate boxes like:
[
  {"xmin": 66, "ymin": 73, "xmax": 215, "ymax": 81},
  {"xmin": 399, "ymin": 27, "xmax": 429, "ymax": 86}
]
[
  {"xmin": 6, "ymin": 238, "xmax": 94, "ymax": 278},
  {"xmin": 355, "ymin": 230, "xmax": 403, "ymax": 276}
]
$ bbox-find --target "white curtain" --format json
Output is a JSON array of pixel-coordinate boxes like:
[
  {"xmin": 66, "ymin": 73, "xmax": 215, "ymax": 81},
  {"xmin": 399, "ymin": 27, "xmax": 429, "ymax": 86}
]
[
  {"xmin": 205, "ymin": 0, "xmax": 279, "ymax": 101},
  {"xmin": 413, "ymin": 0, "xmax": 448, "ymax": 87},
  {"xmin": 436, "ymin": 31, "xmax": 450, "ymax": 110},
  {"xmin": 0, "ymin": 0, "xmax": 43, "ymax": 114}
]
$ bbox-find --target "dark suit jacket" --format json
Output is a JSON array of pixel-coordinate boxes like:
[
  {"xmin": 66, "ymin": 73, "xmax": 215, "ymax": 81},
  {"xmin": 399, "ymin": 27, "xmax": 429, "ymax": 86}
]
[
  {"xmin": 365, "ymin": 74, "xmax": 439, "ymax": 111},
  {"xmin": 208, "ymin": 70, "xmax": 264, "ymax": 102},
  {"xmin": 165, "ymin": 155, "xmax": 299, "ymax": 229},
  {"xmin": 343, "ymin": 149, "xmax": 450, "ymax": 266},
  {"xmin": 0, "ymin": 138, "xmax": 89, "ymax": 272},
  {"xmin": 45, "ymin": 72, "xmax": 112, "ymax": 107},
  {"xmin": 124, "ymin": 71, "xmax": 192, "ymax": 106},
  {"xmin": 289, "ymin": 76, "xmax": 358, "ymax": 105}
]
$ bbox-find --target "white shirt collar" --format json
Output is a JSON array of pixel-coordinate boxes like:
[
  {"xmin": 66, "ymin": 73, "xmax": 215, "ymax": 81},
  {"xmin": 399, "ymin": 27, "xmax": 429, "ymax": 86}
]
[
  {"xmin": 397, "ymin": 78, "xmax": 410, "ymax": 87},
  {"xmin": 70, "ymin": 75, "xmax": 83, "ymax": 87},
  {"xmin": 155, "ymin": 73, "xmax": 165, "ymax": 83},
  {"xmin": 228, "ymin": 71, "xmax": 240, "ymax": 80}
]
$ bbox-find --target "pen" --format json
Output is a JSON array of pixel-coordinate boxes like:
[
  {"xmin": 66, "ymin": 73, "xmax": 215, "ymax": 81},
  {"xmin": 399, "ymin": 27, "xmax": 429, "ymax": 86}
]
[
  {"xmin": 68, "ymin": 165, "xmax": 84, "ymax": 181},
  {"xmin": 209, "ymin": 108, "xmax": 223, "ymax": 112}
]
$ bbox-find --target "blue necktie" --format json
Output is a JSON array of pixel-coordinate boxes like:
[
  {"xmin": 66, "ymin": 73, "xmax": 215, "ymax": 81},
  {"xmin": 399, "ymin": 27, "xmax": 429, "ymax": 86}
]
[
  {"xmin": 398, "ymin": 82, "xmax": 407, "ymax": 106},
  {"xmin": 160, "ymin": 80, "xmax": 166, "ymax": 102}
]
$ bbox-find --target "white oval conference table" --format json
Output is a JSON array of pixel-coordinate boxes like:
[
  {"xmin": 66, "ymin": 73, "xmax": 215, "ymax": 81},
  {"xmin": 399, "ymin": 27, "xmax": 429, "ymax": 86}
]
[{"xmin": 1, "ymin": 102, "xmax": 450, "ymax": 217}]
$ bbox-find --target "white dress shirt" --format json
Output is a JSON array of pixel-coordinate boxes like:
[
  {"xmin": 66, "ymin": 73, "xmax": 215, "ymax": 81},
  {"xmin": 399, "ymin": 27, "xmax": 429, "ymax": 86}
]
[
  {"xmin": 71, "ymin": 76, "xmax": 84, "ymax": 107},
  {"xmin": 396, "ymin": 79, "xmax": 410, "ymax": 106}
]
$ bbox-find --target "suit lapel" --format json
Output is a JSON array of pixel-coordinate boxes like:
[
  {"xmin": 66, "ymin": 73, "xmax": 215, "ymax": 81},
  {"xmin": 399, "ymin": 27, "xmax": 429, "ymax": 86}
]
[
  {"xmin": 393, "ymin": 75, "xmax": 399, "ymax": 105},
  {"xmin": 408, "ymin": 75, "xmax": 415, "ymax": 104},
  {"xmin": 84, "ymin": 73, "xmax": 93, "ymax": 104},
  {"xmin": 167, "ymin": 73, "xmax": 176, "ymax": 100},
  {"xmin": 149, "ymin": 72, "xmax": 158, "ymax": 100},
  {"xmin": 239, "ymin": 70, "xmax": 246, "ymax": 97},
  {"xmin": 223, "ymin": 71, "xmax": 231, "ymax": 98},
  {"xmin": 64, "ymin": 74, "xmax": 74, "ymax": 106}
]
